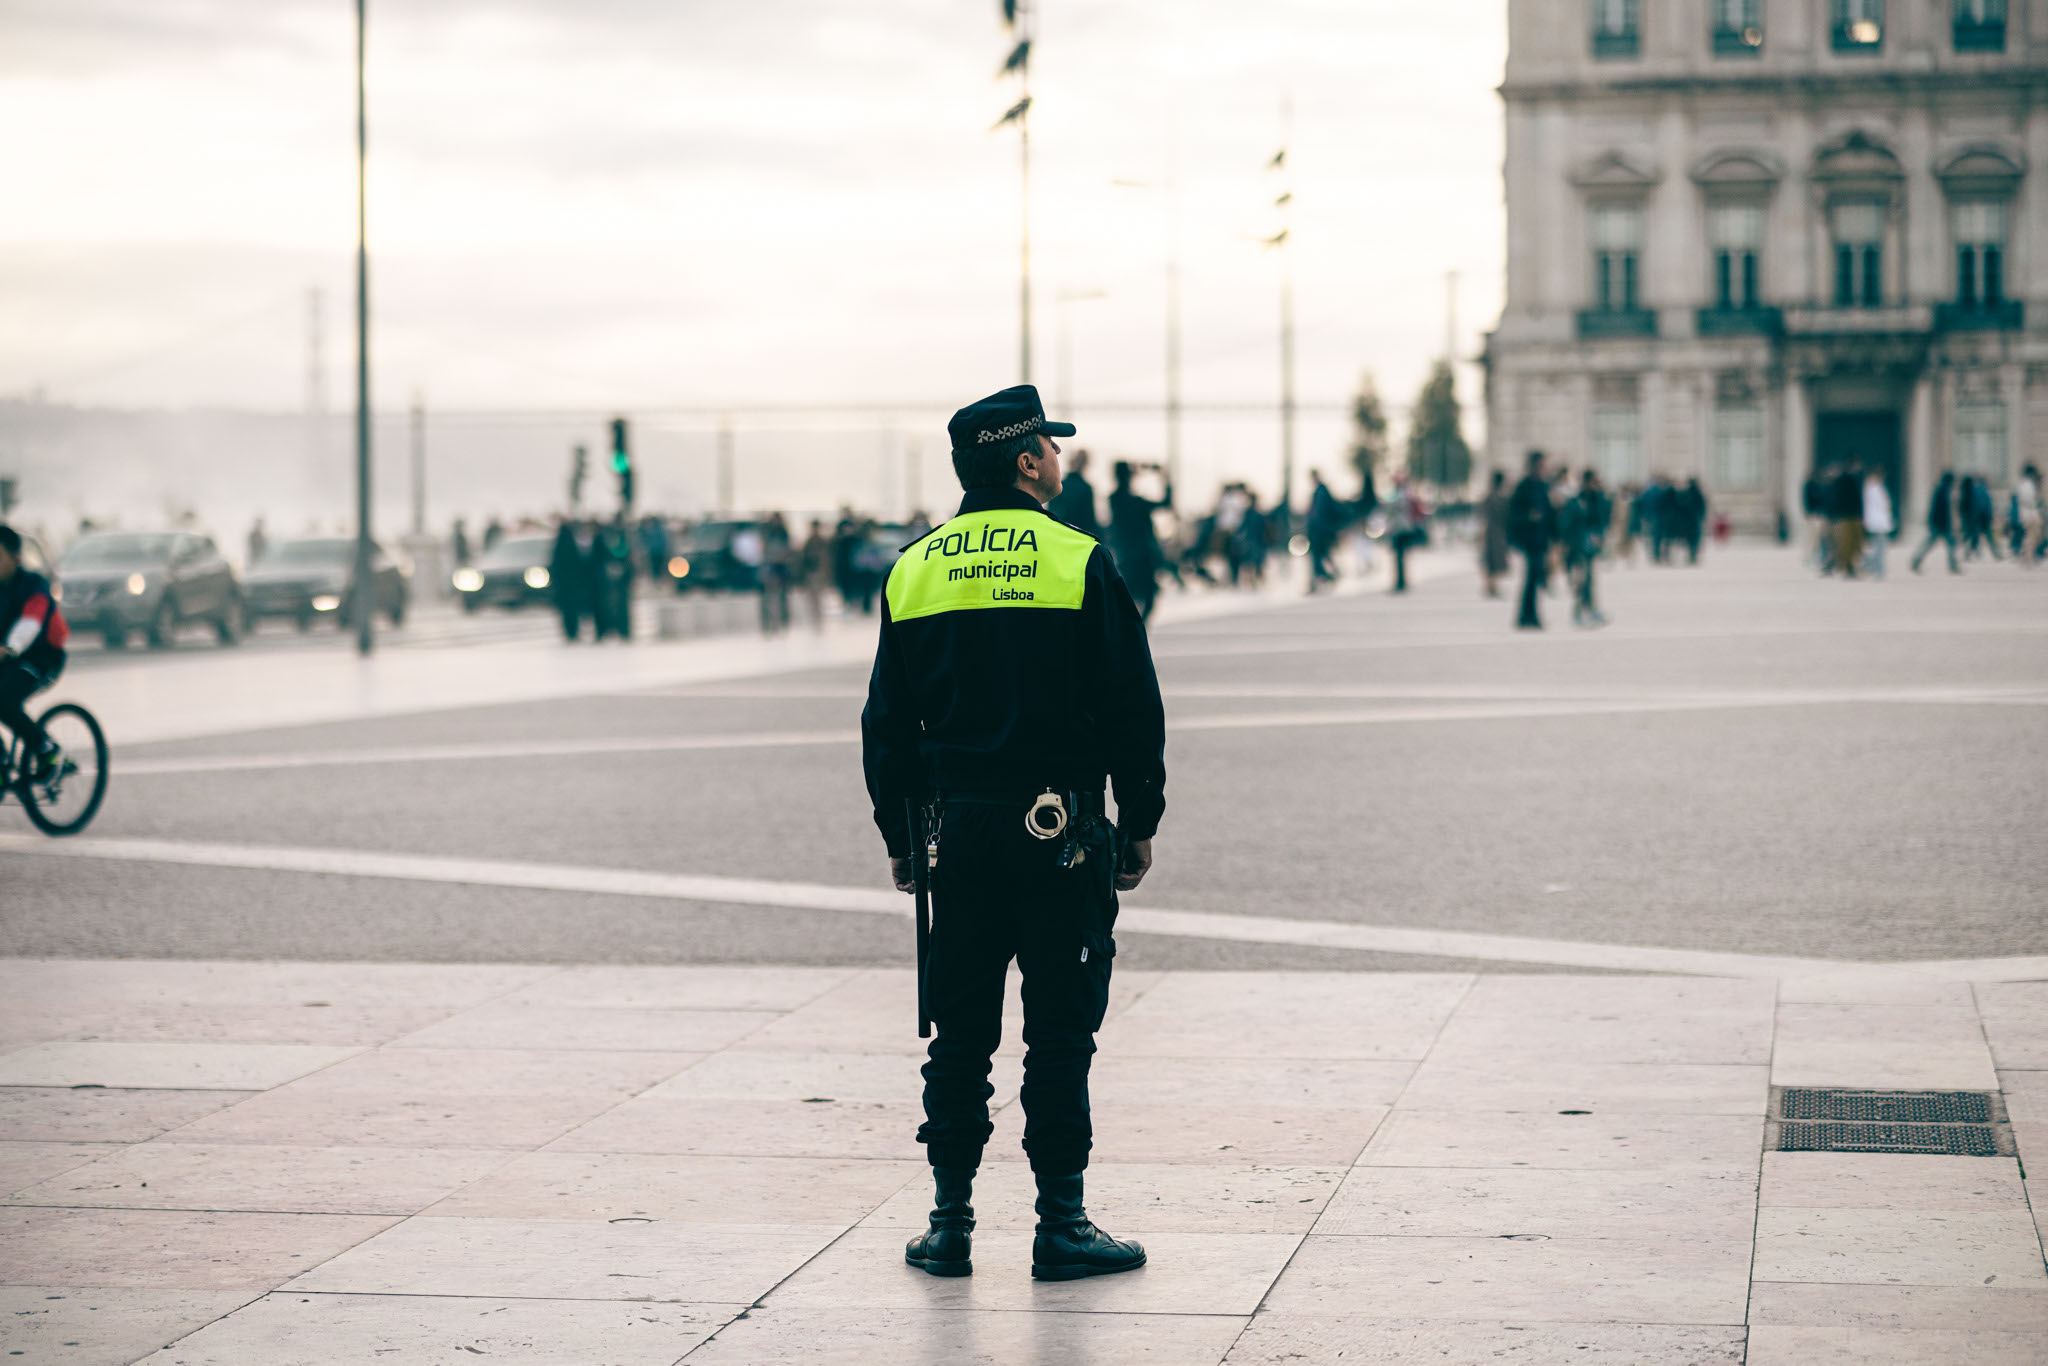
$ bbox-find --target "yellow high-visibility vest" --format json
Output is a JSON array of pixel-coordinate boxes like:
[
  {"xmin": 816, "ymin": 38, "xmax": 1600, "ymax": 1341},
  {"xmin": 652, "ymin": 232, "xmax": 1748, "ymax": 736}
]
[{"xmin": 885, "ymin": 509, "xmax": 1094, "ymax": 623}]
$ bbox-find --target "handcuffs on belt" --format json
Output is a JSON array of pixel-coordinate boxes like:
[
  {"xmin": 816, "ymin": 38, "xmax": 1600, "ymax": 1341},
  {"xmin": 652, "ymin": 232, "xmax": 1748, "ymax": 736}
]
[{"xmin": 1027, "ymin": 790, "xmax": 1091, "ymax": 868}]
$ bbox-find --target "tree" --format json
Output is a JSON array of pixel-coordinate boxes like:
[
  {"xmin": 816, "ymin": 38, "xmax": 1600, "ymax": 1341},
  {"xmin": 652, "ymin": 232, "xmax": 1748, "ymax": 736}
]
[
  {"xmin": 1406, "ymin": 359, "xmax": 1473, "ymax": 489},
  {"xmin": 1349, "ymin": 371, "xmax": 1389, "ymax": 515}
]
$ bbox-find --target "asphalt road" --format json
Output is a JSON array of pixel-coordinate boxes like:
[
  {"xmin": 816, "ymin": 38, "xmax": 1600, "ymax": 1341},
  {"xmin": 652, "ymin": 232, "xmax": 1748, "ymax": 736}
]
[{"xmin": 6, "ymin": 545, "xmax": 2045, "ymax": 970}]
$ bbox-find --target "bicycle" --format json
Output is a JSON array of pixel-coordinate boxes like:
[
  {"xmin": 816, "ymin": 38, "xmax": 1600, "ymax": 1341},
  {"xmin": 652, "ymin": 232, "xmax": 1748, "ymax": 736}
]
[{"xmin": 2, "ymin": 699, "xmax": 109, "ymax": 836}]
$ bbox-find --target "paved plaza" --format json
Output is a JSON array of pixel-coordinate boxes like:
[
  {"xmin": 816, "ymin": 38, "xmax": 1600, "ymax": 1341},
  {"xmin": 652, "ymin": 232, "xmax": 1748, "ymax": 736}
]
[{"xmin": 2, "ymin": 545, "xmax": 2046, "ymax": 1363}]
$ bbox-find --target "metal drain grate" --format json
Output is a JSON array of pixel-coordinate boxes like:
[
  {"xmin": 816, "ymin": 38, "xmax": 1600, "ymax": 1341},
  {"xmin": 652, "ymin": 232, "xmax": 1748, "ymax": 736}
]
[
  {"xmin": 1780, "ymin": 1088, "xmax": 1996, "ymax": 1125},
  {"xmin": 1768, "ymin": 1088, "xmax": 2013, "ymax": 1157}
]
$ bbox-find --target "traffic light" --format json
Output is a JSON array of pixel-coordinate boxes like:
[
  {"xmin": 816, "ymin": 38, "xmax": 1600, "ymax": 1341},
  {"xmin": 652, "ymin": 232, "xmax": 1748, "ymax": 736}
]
[{"xmin": 610, "ymin": 418, "xmax": 634, "ymax": 508}]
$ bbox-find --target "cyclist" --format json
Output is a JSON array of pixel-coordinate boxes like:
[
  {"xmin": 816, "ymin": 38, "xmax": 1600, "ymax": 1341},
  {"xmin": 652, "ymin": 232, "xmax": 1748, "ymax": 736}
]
[{"xmin": 0, "ymin": 525, "xmax": 70, "ymax": 778}]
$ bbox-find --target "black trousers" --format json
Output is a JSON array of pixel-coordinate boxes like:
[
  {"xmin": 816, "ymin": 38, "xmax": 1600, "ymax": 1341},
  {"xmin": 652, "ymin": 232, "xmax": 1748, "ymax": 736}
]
[
  {"xmin": 919, "ymin": 800, "xmax": 1115, "ymax": 1177},
  {"xmin": 0, "ymin": 654, "xmax": 61, "ymax": 754},
  {"xmin": 1516, "ymin": 547, "xmax": 1545, "ymax": 628}
]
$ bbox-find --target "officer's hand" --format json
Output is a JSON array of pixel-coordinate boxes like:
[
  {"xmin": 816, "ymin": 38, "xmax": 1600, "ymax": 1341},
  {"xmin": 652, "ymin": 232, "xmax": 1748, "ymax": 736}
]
[
  {"xmin": 890, "ymin": 857, "xmax": 916, "ymax": 894},
  {"xmin": 1114, "ymin": 839, "xmax": 1153, "ymax": 892}
]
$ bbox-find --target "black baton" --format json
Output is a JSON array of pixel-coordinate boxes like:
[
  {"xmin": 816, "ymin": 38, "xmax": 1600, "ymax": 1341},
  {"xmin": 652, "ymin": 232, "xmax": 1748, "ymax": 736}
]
[{"xmin": 908, "ymin": 798, "xmax": 932, "ymax": 1038}]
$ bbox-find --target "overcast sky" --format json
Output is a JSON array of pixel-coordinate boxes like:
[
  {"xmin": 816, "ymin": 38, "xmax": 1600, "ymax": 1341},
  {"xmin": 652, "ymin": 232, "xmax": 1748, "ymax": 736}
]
[{"xmin": 2, "ymin": 0, "xmax": 1504, "ymax": 424}]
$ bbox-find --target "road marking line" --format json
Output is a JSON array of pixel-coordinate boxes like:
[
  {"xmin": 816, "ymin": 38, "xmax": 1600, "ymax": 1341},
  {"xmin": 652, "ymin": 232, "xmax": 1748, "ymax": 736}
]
[
  {"xmin": 8, "ymin": 833, "xmax": 2036, "ymax": 981},
  {"xmin": 114, "ymin": 687, "xmax": 2048, "ymax": 776}
]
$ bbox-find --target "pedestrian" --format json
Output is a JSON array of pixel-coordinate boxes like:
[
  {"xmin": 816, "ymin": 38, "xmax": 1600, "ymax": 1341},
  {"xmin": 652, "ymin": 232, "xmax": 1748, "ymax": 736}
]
[
  {"xmin": 1478, "ymin": 470, "xmax": 1510, "ymax": 598},
  {"xmin": 1507, "ymin": 450, "xmax": 1555, "ymax": 630},
  {"xmin": 757, "ymin": 513, "xmax": 793, "ymax": 634},
  {"xmin": 483, "ymin": 516, "xmax": 504, "ymax": 553},
  {"xmin": 863, "ymin": 383, "xmax": 1160, "ymax": 1284},
  {"xmin": 1384, "ymin": 473, "xmax": 1422, "ymax": 595},
  {"xmin": 1911, "ymin": 470, "xmax": 1962, "ymax": 575},
  {"xmin": 1559, "ymin": 468, "xmax": 1607, "ymax": 627},
  {"xmin": 639, "ymin": 514, "xmax": 672, "ymax": 586},
  {"xmin": 1045, "ymin": 448, "xmax": 1101, "ymax": 540},
  {"xmin": 1233, "ymin": 489, "xmax": 1269, "ymax": 588},
  {"xmin": 1304, "ymin": 469, "xmax": 1342, "ymax": 592},
  {"xmin": 1862, "ymin": 468, "xmax": 1893, "ymax": 579},
  {"xmin": 451, "ymin": 518, "xmax": 472, "ymax": 569},
  {"xmin": 246, "ymin": 517, "xmax": 268, "ymax": 568},
  {"xmin": 2018, "ymin": 463, "xmax": 2044, "ymax": 564},
  {"xmin": 1677, "ymin": 478, "xmax": 1708, "ymax": 564},
  {"xmin": 1107, "ymin": 460, "xmax": 1172, "ymax": 620},
  {"xmin": 1831, "ymin": 461, "xmax": 1866, "ymax": 578},
  {"xmin": 1802, "ymin": 470, "xmax": 1831, "ymax": 571},
  {"xmin": 831, "ymin": 510, "xmax": 862, "ymax": 610},
  {"xmin": 549, "ymin": 517, "xmax": 594, "ymax": 641},
  {"xmin": 798, "ymin": 518, "xmax": 833, "ymax": 629}
]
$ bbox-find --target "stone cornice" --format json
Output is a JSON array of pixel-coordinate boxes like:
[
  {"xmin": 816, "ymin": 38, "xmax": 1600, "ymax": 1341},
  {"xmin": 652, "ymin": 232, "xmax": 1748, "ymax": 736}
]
[{"xmin": 1500, "ymin": 67, "xmax": 2048, "ymax": 105}]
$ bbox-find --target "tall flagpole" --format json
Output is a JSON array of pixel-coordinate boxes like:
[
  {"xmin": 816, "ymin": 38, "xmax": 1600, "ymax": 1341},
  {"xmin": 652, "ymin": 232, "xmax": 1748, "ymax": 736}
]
[
  {"xmin": 352, "ymin": 0, "xmax": 375, "ymax": 658},
  {"xmin": 1270, "ymin": 97, "xmax": 1296, "ymax": 533}
]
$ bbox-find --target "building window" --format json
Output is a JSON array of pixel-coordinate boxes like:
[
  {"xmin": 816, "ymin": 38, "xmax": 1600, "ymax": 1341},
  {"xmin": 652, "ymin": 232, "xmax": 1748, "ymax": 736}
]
[
  {"xmin": 1713, "ymin": 406, "xmax": 1766, "ymax": 490},
  {"xmin": 1955, "ymin": 0, "xmax": 2006, "ymax": 51},
  {"xmin": 1708, "ymin": 204, "xmax": 1764, "ymax": 310},
  {"xmin": 1590, "ymin": 204, "xmax": 1642, "ymax": 312},
  {"xmin": 1590, "ymin": 403, "xmax": 1644, "ymax": 485},
  {"xmin": 1954, "ymin": 400, "xmax": 2008, "ymax": 480},
  {"xmin": 1714, "ymin": 0, "xmax": 1764, "ymax": 55},
  {"xmin": 1833, "ymin": 0, "xmax": 1884, "ymax": 50},
  {"xmin": 1591, "ymin": 0, "xmax": 1639, "ymax": 58},
  {"xmin": 1831, "ymin": 201, "xmax": 1884, "ymax": 308},
  {"xmin": 1953, "ymin": 201, "xmax": 2008, "ymax": 309}
]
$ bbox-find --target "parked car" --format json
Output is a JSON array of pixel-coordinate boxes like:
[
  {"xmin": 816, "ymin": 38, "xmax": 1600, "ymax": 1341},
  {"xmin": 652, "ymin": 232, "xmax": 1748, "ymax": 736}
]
[
  {"xmin": 666, "ymin": 519, "xmax": 771, "ymax": 593},
  {"xmin": 57, "ymin": 531, "xmax": 242, "ymax": 649},
  {"xmin": 451, "ymin": 534, "xmax": 554, "ymax": 611},
  {"xmin": 245, "ymin": 537, "xmax": 408, "ymax": 631}
]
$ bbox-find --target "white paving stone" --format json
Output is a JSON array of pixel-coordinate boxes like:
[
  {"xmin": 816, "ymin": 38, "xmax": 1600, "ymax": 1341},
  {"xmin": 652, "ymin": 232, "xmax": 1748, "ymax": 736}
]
[
  {"xmin": 1770, "ymin": 1004, "xmax": 1999, "ymax": 1090},
  {"xmin": 5, "ymin": 1142, "xmax": 514, "ymax": 1216},
  {"xmin": 1316, "ymin": 1165, "xmax": 1758, "ymax": 1240},
  {"xmin": 133, "ymin": 1291, "xmax": 737, "ymax": 1365},
  {"xmin": 0, "ymin": 1042, "xmax": 361, "ymax": 1091},
  {"xmin": 0, "ymin": 1206, "xmax": 396, "ymax": 1290},
  {"xmin": 1355, "ymin": 1109, "xmax": 1761, "ymax": 1170},
  {"xmin": 1746, "ymin": 1324, "xmax": 2048, "ymax": 1365},
  {"xmin": 391, "ymin": 1003, "xmax": 782, "ymax": 1053},
  {"xmin": 426, "ymin": 1151, "xmax": 922, "ymax": 1226},
  {"xmin": 682, "ymin": 1306, "xmax": 1250, "ymax": 1365},
  {"xmin": 0, "ymin": 1287, "xmax": 256, "ymax": 1366},
  {"xmin": 1222, "ymin": 1317, "xmax": 1747, "ymax": 1365},
  {"xmin": 1752, "ymin": 1207, "xmax": 2048, "ymax": 1288},
  {"xmin": 1760, "ymin": 1152, "xmax": 2027, "ymax": 1211},
  {"xmin": 1395, "ymin": 1058, "xmax": 1769, "ymax": 1115},
  {"xmin": 1261, "ymin": 1233, "xmax": 1751, "ymax": 1324},
  {"xmin": 1977, "ymin": 982, "xmax": 2048, "ymax": 1070},
  {"xmin": 0, "ymin": 1140, "xmax": 122, "ymax": 1197},
  {"xmin": 289, "ymin": 1215, "xmax": 844, "ymax": 1303}
]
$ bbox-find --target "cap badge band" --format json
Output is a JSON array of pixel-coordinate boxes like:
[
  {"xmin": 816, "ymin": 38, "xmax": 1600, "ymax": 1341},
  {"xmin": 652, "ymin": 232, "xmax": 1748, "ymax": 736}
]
[{"xmin": 977, "ymin": 414, "xmax": 1043, "ymax": 443}]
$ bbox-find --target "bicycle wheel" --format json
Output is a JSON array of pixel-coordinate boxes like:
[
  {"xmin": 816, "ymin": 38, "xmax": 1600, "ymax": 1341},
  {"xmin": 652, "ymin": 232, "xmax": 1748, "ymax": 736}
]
[{"xmin": 20, "ymin": 703, "xmax": 109, "ymax": 836}]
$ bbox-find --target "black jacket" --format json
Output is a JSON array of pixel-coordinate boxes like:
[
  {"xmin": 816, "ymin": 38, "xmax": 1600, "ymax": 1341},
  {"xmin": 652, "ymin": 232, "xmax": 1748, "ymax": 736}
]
[
  {"xmin": 862, "ymin": 488, "xmax": 1166, "ymax": 856},
  {"xmin": 1507, "ymin": 474, "xmax": 1555, "ymax": 554}
]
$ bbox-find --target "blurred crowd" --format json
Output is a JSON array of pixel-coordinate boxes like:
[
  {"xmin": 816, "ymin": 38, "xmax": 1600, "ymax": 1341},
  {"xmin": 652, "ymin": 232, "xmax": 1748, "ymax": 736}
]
[{"xmin": 1801, "ymin": 462, "xmax": 2046, "ymax": 580}]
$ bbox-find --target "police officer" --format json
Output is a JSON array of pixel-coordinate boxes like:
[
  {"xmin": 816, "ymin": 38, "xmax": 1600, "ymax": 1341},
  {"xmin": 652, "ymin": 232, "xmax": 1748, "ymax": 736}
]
[{"xmin": 863, "ymin": 384, "xmax": 1165, "ymax": 1282}]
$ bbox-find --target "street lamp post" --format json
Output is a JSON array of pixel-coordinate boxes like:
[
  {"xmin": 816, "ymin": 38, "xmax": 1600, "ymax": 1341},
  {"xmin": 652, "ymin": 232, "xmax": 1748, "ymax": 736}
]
[
  {"xmin": 352, "ymin": 0, "xmax": 374, "ymax": 658},
  {"xmin": 996, "ymin": 1, "xmax": 1036, "ymax": 384},
  {"xmin": 1267, "ymin": 100, "xmax": 1296, "ymax": 535},
  {"xmin": 1054, "ymin": 288, "xmax": 1109, "ymax": 416}
]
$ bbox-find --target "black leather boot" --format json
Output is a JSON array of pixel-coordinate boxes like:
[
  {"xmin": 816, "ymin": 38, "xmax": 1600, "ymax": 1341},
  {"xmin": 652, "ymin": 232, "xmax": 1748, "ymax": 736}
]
[
  {"xmin": 1030, "ymin": 1171, "xmax": 1146, "ymax": 1281},
  {"xmin": 904, "ymin": 1166, "xmax": 975, "ymax": 1277}
]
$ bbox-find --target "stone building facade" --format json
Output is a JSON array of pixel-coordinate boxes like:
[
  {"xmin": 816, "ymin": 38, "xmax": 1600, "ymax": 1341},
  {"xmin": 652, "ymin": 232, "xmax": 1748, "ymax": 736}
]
[{"xmin": 1483, "ymin": 0, "xmax": 2048, "ymax": 530}]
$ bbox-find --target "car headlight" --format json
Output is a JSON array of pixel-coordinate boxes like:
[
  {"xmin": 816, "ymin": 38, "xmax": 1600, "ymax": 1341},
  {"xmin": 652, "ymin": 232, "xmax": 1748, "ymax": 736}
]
[
  {"xmin": 668, "ymin": 556, "xmax": 690, "ymax": 579},
  {"xmin": 126, "ymin": 572, "xmax": 148, "ymax": 595},
  {"xmin": 311, "ymin": 594, "xmax": 342, "ymax": 612},
  {"xmin": 452, "ymin": 568, "xmax": 484, "ymax": 592},
  {"xmin": 524, "ymin": 566, "xmax": 550, "ymax": 589}
]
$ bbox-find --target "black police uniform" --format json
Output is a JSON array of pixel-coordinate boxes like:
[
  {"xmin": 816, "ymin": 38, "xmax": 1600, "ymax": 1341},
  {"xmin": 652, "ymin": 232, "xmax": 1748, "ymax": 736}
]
[{"xmin": 862, "ymin": 385, "xmax": 1165, "ymax": 1280}]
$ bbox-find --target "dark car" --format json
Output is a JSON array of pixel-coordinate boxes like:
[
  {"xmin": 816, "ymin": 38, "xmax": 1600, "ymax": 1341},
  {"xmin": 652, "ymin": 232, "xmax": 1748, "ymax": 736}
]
[
  {"xmin": 665, "ymin": 519, "xmax": 771, "ymax": 593},
  {"xmin": 245, "ymin": 537, "xmax": 408, "ymax": 631},
  {"xmin": 452, "ymin": 533, "xmax": 554, "ymax": 611},
  {"xmin": 58, "ymin": 531, "xmax": 243, "ymax": 650}
]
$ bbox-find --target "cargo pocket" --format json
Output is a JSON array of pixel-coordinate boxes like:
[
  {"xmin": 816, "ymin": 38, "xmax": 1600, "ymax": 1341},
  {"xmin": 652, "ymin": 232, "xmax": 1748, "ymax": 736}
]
[{"xmin": 1079, "ymin": 930, "xmax": 1116, "ymax": 1031}]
